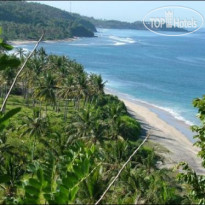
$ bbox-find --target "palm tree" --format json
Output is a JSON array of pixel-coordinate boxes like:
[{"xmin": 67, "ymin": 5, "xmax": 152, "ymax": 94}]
[
  {"xmin": 37, "ymin": 47, "xmax": 47, "ymax": 62},
  {"xmin": 0, "ymin": 72, "xmax": 7, "ymax": 100},
  {"xmin": 143, "ymin": 170, "xmax": 179, "ymax": 204},
  {"xmin": 69, "ymin": 106, "xmax": 95, "ymax": 139},
  {"xmin": 19, "ymin": 109, "xmax": 49, "ymax": 160},
  {"xmin": 57, "ymin": 76, "xmax": 76, "ymax": 120},
  {"xmin": 88, "ymin": 74, "xmax": 106, "ymax": 96},
  {"xmin": 105, "ymin": 104, "xmax": 126, "ymax": 140},
  {"xmin": 34, "ymin": 72, "xmax": 58, "ymax": 113},
  {"xmin": 1, "ymin": 65, "xmax": 18, "ymax": 102},
  {"xmin": 46, "ymin": 55, "xmax": 67, "ymax": 73},
  {"xmin": 68, "ymin": 106, "xmax": 105, "ymax": 143},
  {"xmin": 2, "ymin": 66, "xmax": 16, "ymax": 87},
  {"xmin": 75, "ymin": 74, "xmax": 88, "ymax": 108},
  {"xmin": 79, "ymin": 166, "xmax": 105, "ymax": 204},
  {"xmin": 57, "ymin": 56, "xmax": 70, "ymax": 77},
  {"xmin": 0, "ymin": 154, "xmax": 27, "ymax": 200},
  {"xmin": 29, "ymin": 56, "xmax": 44, "ymax": 76},
  {"xmin": 15, "ymin": 48, "xmax": 26, "ymax": 59},
  {"xmin": 57, "ymin": 76, "xmax": 76, "ymax": 99}
]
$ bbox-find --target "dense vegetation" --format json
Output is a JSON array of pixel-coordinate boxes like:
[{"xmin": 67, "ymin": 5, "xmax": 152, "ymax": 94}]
[
  {"xmin": 75, "ymin": 14, "xmax": 186, "ymax": 32},
  {"xmin": 0, "ymin": 1, "xmax": 96, "ymax": 40},
  {"xmin": 0, "ymin": 29, "xmax": 204, "ymax": 204},
  {"xmin": 176, "ymin": 96, "xmax": 205, "ymax": 204},
  {"xmin": 0, "ymin": 1, "xmax": 186, "ymax": 41}
]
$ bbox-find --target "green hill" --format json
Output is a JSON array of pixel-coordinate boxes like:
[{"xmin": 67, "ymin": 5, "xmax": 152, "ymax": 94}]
[
  {"xmin": 0, "ymin": 1, "xmax": 96, "ymax": 40},
  {"xmin": 0, "ymin": 1, "xmax": 186, "ymax": 41},
  {"xmin": 74, "ymin": 14, "xmax": 186, "ymax": 32}
]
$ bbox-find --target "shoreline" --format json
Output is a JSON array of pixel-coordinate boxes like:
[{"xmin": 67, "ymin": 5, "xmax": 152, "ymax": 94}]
[
  {"xmin": 105, "ymin": 88, "xmax": 204, "ymax": 174},
  {"xmin": 9, "ymin": 37, "xmax": 78, "ymax": 46},
  {"xmin": 105, "ymin": 88, "xmax": 195, "ymax": 142}
]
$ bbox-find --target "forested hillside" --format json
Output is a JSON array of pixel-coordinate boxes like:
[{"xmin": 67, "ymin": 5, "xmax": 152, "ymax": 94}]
[
  {"xmin": 0, "ymin": 1, "xmax": 186, "ymax": 41},
  {"xmin": 74, "ymin": 14, "xmax": 186, "ymax": 32},
  {"xmin": 73, "ymin": 15, "xmax": 146, "ymax": 30},
  {"xmin": 0, "ymin": 22, "xmax": 205, "ymax": 203},
  {"xmin": 0, "ymin": 30, "xmax": 182, "ymax": 204},
  {"xmin": 0, "ymin": 1, "xmax": 96, "ymax": 40}
]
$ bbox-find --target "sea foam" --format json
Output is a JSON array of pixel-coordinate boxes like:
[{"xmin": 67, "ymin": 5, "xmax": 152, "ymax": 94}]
[
  {"xmin": 109, "ymin": 35, "xmax": 136, "ymax": 45},
  {"xmin": 105, "ymin": 87, "xmax": 194, "ymax": 126}
]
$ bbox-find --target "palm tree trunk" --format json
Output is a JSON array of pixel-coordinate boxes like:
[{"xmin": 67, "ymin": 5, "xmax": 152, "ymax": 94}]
[
  {"xmin": 5, "ymin": 85, "xmax": 7, "ymax": 98},
  {"xmin": 32, "ymin": 99, "xmax": 35, "ymax": 107},
  {"xmin": 0, "ymin": 87, "xmax": 3, "ymax": 101},
  {"xmin": 25, "ymin": 88, "xmax": 29, "ymax": 106},
  {"xmin": 23, "ymin": 81, "xmax": 26, "ymax": 99},
  {"xmin": 45, "ymin": 104, "xmax": 48, "ymax": 115},
  {"xmin": 64, "ymin": 100, "xmax": 67, "ymax": 121},
  {"xmin": 91, "ymin": 96, "xmax": 95, "ymax": 105},
  {"xmin": 83, "ymin": 96, "xmax": 87, "ymax": 107},
  {"xmin": 0, "ymin": 33, "xmax": 44, "ymax": 113},
  {"xmin": 39, "ymin": 101, "xmax": 42, "ymax": 113},
  {"xmin": 1, "ymin": 85, "xmax": 8, "ymax": 112},
  {"xmin": 74, "ymin": 98, "xmax": 78, "ymax": 110},
  {"xmin": 134, "ymin": 193, "xmax": 141, "ymax": 205},
  {"xmin": 54, "ymin": 103, "xmax": 58, "ymax": 112},
  {"xmin": 58, "ymin": 101, "xmax": 61, "ymax": 113},
  {"xmin": 77, "ymin": 97, "xmax": 80, "ymax": 110},
  {"xmin": 31, "ymin": 135, "xmax": 37, "ymax": 161}
]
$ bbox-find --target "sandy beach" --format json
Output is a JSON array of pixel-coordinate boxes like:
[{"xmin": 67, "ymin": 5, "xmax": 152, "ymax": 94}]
[
  {"xmin": 7, "ymin": 35, "xmax": 203, "ymax": 174},
  {"xmin": 9, "ymin": 37, "xmax": 77, "ymax": 46},
  {"xmin": 106, "ymin": 89, "xmax": 204, "ymax": 174}
]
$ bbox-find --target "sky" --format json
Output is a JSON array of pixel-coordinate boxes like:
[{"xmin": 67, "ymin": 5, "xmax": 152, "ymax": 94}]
[{"xmin": 37, "ymin": 1, "xmax": 205, "ymax": 22}]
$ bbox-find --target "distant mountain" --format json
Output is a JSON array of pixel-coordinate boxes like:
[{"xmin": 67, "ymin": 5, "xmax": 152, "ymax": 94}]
[
  {"xmin": 73, "ymin": 16, "xmax": 146, "ymax": 30},
  {"xmin": 75, "ymin": 15, "xmax": 186, "ymax": 32},
  {"xmin": 0, "ymin": 1, "xmax": 96, "ymax": 40},
  {"xmin": 0, "ymin": 1, "xmax": 186, "ymax": 41}
]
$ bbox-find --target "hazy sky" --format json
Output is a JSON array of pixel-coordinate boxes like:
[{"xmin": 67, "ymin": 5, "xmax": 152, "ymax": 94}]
[{"xmin": 37, "ymin": 1, "xmax": 205, "ymax": 22}]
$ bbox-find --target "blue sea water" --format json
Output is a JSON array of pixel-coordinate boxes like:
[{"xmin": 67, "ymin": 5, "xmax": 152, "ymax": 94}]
[{"xmin": 19, "ymin": 28, "xmax": 205, "ymax": 126}]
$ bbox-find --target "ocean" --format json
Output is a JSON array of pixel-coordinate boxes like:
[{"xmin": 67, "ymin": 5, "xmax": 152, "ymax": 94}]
[{"xmin": 18, "ymin": 28, "xmax": 205, "ymax": 140}]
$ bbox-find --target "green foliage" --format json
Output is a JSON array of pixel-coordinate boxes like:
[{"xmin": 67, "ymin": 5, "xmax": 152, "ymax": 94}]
[
  {"xmin": 0, "ymin": 31, "xmax": 184, "ymax": 204},
  {"xmin": 95, "ymin": 94, "xmax": 127, "ymax": 111},
  {"xmin": 20, "ymin": 143, "xmax": 95, "ymax": 204},
  {"xmin": 0, "ymin": 42, "xmax": 13, "ymax": 51},
  {"xmin": 0, "ymin": 28, "xmax": 13, "ymax": 51},
  {"xmin": 70, "ymin": 24, "xmax": 94, "ymax": 37},
  {"xmin": 120, "ymin": 115, "xmax": 141, "ymax": 141},
  {"xmin": 121, "ymin": 169, "xmax": 175, "ymax": 204},
  {"xmin": 0, "ymin": 27, "xmax": 20, "ymax": 73},
  {"xmin": 0, "ymin": 107, "xmax": 21, "ymax": 131},
  {"xmin": 176, "ymin": 96, "xmax": 205, "ymax": 204},
  {"xmin": 0, "ymin": 54, "xmax": 21, "ymax": 71},
  {"xmin": 177, "ymin": 162, "xmax": 205, "ymax": 204},
  {"xmin": 0, "ymin": 107, "xmax": 21, "ymax": 125},
  {"xmin": 192, "ymin": 96, "xmax": 205, "ymax": 165},
  {"xmin": 78, "ymin": 13, "xmax": 186, "ymax": 32},
  {"xmin": 0, "ymin": 2, "xmax": 96, "ymax": 40},
  {"xmin": 78, "ymin": 165, "xmax": 105, "ymax": 203},
  {"xmin": 34, "ymin": 72, "xmax": 58, "ymax": 106}
]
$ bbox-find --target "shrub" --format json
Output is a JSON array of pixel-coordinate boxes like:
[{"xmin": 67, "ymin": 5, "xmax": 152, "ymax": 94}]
[
  {"xmin": 120, "ymin": 115, "xmax": 141, "ymax": 141},
  {"xmin": 96, "ymin": 94, "xmax": 127, "ymax": 112}
]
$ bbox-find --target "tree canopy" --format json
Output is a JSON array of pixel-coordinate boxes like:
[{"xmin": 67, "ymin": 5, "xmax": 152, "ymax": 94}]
[{"xmin": 0, "ymin": 1, "xmax": 96, "ymax": 40}]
